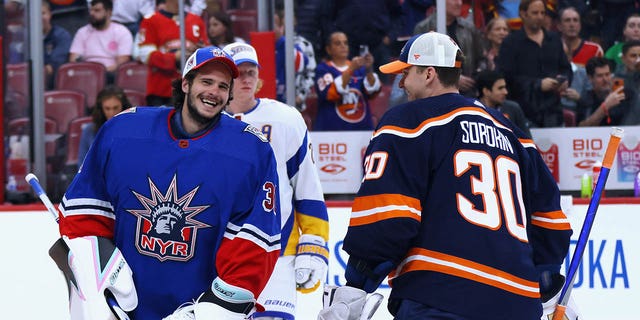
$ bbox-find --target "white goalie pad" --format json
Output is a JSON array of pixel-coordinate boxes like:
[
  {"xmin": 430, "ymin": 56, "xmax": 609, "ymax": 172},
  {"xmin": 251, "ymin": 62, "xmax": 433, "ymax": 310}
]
[{"xmin": 49, "ymin": 236, "xmax": 137, "ymax": 320}]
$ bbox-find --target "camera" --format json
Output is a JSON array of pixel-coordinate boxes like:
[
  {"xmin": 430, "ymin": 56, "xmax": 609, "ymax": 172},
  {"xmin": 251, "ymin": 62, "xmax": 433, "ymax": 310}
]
[{"xmin": 556, "ymin": 75, "xmax": 568, "ymax": 84}]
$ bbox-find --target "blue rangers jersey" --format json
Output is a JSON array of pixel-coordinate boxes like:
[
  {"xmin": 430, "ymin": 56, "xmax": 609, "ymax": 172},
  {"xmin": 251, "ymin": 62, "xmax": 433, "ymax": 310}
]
[
  {"xmin": 343, "ymin": 93, "xmax": 572, "ymax": 319},
  {"xmin": 59, "ymin": 107, "xmax": 281, "ymax": 319},
  {"xmin": 227, "ymin": 98, "xmax": 328, "ymax": 255}
]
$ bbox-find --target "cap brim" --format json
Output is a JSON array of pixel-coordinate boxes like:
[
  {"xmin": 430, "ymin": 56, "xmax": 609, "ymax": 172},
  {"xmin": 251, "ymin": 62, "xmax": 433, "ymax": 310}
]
[
  {"xmin": 379, "ymin": 60, "xmax": 412, "ymax": 74},
  {"xmin": 235, "ymin": 58, "xmax": 260, "ymax": 68}
]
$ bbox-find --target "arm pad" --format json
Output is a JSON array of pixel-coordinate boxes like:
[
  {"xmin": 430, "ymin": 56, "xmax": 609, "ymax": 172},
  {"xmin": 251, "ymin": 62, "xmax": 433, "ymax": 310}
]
[{"xmin": 49, "ymin": 236, "xmax": 137, "ymax": 320}]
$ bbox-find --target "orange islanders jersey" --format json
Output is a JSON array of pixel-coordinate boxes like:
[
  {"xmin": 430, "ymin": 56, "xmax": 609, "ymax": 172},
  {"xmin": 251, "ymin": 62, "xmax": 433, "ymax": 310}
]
[
  {"xmin": 136, "ymin": 10, "xmax": 208, "ymax": 98},
  {"xmin": 314, "ymin": 61, "xmax": 380, "ymax": 131},
  {"xmin": 344, "ymin": 93, "xmax": 572, "ymax": 319}
]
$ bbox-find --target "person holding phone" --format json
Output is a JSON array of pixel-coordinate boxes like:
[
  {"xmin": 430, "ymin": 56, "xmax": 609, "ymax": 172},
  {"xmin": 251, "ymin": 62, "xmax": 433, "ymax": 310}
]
[
  {"xmin": 496, "ymin": 0, "xmax": 573, "ymax": 128},
  {"xmin": 577, "ymin": 56, "xmax": 640, "ymax": 126},
  {"xmin": 313, "ymin": 31, "xmax": 381, "ymax": 131}
]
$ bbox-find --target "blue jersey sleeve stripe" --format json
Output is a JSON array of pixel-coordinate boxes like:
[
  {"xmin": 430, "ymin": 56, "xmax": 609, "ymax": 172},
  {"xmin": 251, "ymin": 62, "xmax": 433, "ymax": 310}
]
[
  {"xmin": 286, "ymin": 132, "xmax": 308, "ymax": 180},
  {"xmin": 294, "ymin": 199, "xmax": 328, "ymax": 220}
]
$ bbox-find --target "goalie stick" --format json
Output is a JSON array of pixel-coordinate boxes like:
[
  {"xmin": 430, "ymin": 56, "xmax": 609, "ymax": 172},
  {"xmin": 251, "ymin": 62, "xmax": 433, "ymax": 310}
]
[
  {"xmin": 25, "ymin": 173, "xmax": 130, "ymax": 320},
  {"xmin": 552, "ymin": 127, "xmax": 624, "ymax": 320}
]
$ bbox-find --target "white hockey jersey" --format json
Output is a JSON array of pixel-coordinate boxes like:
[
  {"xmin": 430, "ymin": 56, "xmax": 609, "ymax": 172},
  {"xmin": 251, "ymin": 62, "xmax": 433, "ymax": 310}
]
[{"xmin": 226, "ymin": 98, "xmax": 329, "ymax": 254}]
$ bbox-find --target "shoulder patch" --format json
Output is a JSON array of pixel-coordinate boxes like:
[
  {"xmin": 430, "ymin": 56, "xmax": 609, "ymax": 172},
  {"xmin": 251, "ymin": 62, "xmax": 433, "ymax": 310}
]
[
  {"xmin": 244, "ymin": 125, "xmax": 269, "ymax": 142},
  {"xmin": 115, "ymin": 107, "xmax": 137, "ymax": 117}
]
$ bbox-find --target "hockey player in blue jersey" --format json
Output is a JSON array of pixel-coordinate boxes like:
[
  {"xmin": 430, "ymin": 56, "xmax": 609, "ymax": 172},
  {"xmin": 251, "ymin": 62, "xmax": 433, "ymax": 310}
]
[
  {"xmin": 223, "ymin": 42, "xmax": 329, "ymax": 320},
  {"xmin": 318, "ymin": 32, "xmax": 581, "ymax": 320},
  {"xmin": 55, "ymin": 46, "xmax": 281, "ymax": 320}
]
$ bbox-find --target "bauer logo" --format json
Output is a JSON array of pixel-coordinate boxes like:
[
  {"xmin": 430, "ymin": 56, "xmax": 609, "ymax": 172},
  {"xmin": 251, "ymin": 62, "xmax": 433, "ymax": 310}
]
[{"xmin": 127, "ymin": 174, "xmax": 211, "ymax": 262}]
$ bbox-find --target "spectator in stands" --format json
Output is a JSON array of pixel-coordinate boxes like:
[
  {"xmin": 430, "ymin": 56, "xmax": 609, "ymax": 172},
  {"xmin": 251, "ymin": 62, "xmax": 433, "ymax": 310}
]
[
  {"xmin": 207, "ymin": 11, "xmax": 244, "ymax": 48},
  {"xmin": 43, "ymin": 0, "xmax": 72, "ymax": 90},
  {"xmin": 274, "ymin": 2, "xmax": 315, "ymax": 111},
  {"xmin": 614, "ymin": 40, "xmax": 640, "ymax": 91},
  {"xmin": 78, "ymin": 85, "xmax": 132, "ymax": 167},
  {"xmin": 559, "ymin": 49, "xmax": 590, "ymax": 112},
  {"xmin": 330, "ymin": 0, "xmax": 403, "ymax": 84},
  {"xmin": 577, "ymin": 56, "xmax": 640, "ymax": 126},
  {"xmin": 605, "ymin": 14, "xmax": 640, "ymax": 67},
  {"xmin": 496, "ymin": 0, "xmax": 572, "ymax": 127},
  {"xmin": 5, "ymin": 0, "xmax": 26, "ymax": 63},
  {"xmin": 478, "ymin": 17, "xmax": 510, "ymax": 72},
  {"xmin": 414, "ymin": 0, "xmax": 485, "ymax": 97},
  {"xmin": 294, "ymin": 0, "xmax": 332, "ymax": 61},
  {"xmin": 398, "ymin": 0, "xmax": 434, "ymax": 43},
  {"xmin": 69, "ymin": 0, "xmax": 133, "ymax": 83},
  {"xmin": 134, "ymin": 0, "xmax": 208, "ymax": 106},
  {"xmin": 558, "ymin": 6, "xmax": 603, "ymax": 67},
  {"xmin": 314, "ymin": 31, "xmax": 381, "ymax": 131},
  {"xmin": 155, "ymin": 0, "xmax": 206, "ymax": 15},
  {"xmin": 599, "ymin": 0, "xmax": 640, "ymax": 51},
  {"xmin": 476, "ymin": 70, "xmax": 532, "ymax": 137},
  {"xmin": 93, "ymin": 0, "xmax": 155, "ymax": 36}
]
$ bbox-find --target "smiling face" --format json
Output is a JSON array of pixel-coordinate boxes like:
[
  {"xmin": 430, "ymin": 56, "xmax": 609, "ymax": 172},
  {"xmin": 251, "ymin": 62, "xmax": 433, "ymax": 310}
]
[{"xmin": 181, "ymin": 62, "xmax": 232, "ymax": 133}]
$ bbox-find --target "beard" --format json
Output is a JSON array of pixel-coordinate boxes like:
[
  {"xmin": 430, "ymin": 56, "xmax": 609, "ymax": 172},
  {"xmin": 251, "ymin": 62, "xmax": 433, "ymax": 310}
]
[
  {"xmin": 186, "ymin": 89, "xmax": 225, "ymax": 126},
  {"xmin": 90, "ymin": 16, "xmax": 107, "ymax": 29}
]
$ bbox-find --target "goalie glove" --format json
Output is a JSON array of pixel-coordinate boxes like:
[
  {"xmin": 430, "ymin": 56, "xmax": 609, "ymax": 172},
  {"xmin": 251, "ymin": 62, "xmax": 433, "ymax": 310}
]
[
  {"xmin": 295, "ymin": 234, "xmax": 329, "ymax": 293},
  {"xmin": 162, "ymin": 277, "xmax": 255, "ymax": 320},
  {"xmin": 317, "ymin": 285, "xmax": 383, "ymax": 320},
  {"xmin": 540, "ymin": 275, "xmax": 581, "ymax": 320},
  {"xmin": 49, "ymin": 236, "xmax": 137, "ymax": 320}
]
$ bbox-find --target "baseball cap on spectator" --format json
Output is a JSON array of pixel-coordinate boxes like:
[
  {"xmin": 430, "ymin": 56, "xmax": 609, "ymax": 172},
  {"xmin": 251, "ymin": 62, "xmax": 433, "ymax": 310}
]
[
  {"xmin": 224, "ymin": 42, "xmax": 260, "ymax": 67},
  {"xmin": 379, "ymin": 32, "xmax": 462, "ymax": 74},
  {"xmin": 182, "ymin": 46, "xmax": 239, "ymax": 78}
]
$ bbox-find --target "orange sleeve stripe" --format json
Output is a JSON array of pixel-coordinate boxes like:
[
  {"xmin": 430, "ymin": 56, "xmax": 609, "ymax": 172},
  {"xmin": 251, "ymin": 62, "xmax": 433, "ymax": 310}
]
[
  {"xmin": 530, "ymin": 219, "xmax": 572, "ymax": 230},
  {"xmin": 326, "ymin": 83, "xmax": 341, "ymax": 101},
  {"xmin": 373, "ymin": 107, "xmax": 512, "ymax": 138},
  {"xmin": 533, "ymin": 210, "xmax": 567, "ymax": 219},
  {"xmin": 350, "ymin": 209, "xmax": 420, "ymax": 226},
  {"xmin": 394, "ymin": 248, "xmax": 540, "ymax": 298},
  {"xmin": 531, "ymin": 210, "xmax": 572, "ymax": 230},
  {"xmin": 352, "ymin": 194, "xmax": 421, "ymax": 212}
]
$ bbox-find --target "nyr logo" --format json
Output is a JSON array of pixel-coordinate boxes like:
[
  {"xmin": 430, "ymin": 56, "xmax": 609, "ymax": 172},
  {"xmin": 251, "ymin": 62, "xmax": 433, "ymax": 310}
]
[{"xmin": 127, "ymin": 174, "xmax": 211, "ymax": 262}]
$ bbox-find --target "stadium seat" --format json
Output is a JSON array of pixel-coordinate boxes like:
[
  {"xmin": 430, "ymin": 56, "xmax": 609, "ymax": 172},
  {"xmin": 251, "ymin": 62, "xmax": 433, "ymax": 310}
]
[
  {"xmin": 55, "ymin": 61, "xmax": 106, "ymax": 109},
  {"xmin": 124, "ymin": 89, "xmax": 147, "ymax": 107},
  {"xmin": 563, "ymin": 108, "xmax": 577, "ymax": 127},
  {"xmin": 227, "ymin": 9, "xmax": 257, "ymax": 41},
  {"xmin": 369, "ymin": 84, "xmax": 392, "ymax": 127},
  {"xmin": 44, "ymin": 90, "xmax": 86, "ymax": 134},
  {"xmin": 116, "ymin": 61, "xmax": 148, "ymax": 93},
  {"xmin": 65, "ymin": 116, "xmax": 93, "ymax": 169},
  {"xmin": 301, "ymin": 87, "xmax": 318, "ymax": 130},
  {"xmin": 7, "ymin": 117, "xmax": 59, "ymax": 158},
  {"xmin": 5, "ymin": 90, "xmax": 28, "ymax": 120},
  {"xmin": 6, "ymin": 62, "xmax": 28, "ymax": 96}
]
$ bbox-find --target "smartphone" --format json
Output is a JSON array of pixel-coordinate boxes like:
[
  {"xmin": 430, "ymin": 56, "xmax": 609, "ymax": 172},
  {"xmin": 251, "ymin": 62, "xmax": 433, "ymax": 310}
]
[
  {"xmin": 359, "ymin": 45, "xmax": 369, "ymax": 57},
  {"xmin": 612, "ymin": 78, "xmax": 625, "ymax": 91},
  {"xmin": 556, "ymin": 74, "xmax": 568, "ymax": 84}
]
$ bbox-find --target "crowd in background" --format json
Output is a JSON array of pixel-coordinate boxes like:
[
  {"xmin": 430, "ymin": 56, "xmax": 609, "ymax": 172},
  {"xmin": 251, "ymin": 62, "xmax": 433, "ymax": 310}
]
[{"xmin": 6, "ymin": 0, "xmax": 640, "ymax": 132}]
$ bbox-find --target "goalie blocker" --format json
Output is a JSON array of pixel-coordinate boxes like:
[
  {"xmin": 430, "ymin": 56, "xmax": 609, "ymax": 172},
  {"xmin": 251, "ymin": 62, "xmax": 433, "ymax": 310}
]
[{"xmin": 49, "ymin": 236, "xmax": 138, "ymax": 320}]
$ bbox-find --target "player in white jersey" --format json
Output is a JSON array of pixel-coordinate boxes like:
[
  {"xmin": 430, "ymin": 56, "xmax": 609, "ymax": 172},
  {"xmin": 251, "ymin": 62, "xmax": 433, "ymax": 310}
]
[{"xmin": 224, "ymin": 42, "xmax": 329, "ymax": 320}]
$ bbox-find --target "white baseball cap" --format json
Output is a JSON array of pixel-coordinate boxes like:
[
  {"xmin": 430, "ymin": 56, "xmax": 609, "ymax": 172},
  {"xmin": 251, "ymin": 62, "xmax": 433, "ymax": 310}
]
[
  {"xmin": 182, "ymin": 46, "xmax": 239, "ymax": 78},
  {"xmin": 224, "ymin": 42, "xmax": 260, "ymax": 67},
  {"xmin": 379, "ymin": 32, "xmax": 462, "ymax": 74}
]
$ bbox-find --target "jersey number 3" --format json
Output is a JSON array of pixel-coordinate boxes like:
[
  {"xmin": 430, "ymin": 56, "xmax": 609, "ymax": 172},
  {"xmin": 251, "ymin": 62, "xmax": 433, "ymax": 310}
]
[{"xmin": 454, "ymin": 151, "xmax": 528, "ymax": 242}]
